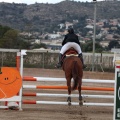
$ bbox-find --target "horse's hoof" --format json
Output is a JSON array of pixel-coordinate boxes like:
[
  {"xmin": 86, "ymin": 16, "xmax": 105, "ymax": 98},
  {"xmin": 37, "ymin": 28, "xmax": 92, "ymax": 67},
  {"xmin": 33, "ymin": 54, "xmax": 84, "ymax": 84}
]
[
  {"xmin": 68, "ymin": 101, "xmax": 71, "ymax": 106},
  {"xmin": 8, "ymin": 102, "xmax": 19, "ymax": 110},
  {"xmin": 9, "ymin": 106, "xmax": 19, "ymax": 110},
  {"xmin": 79, "ymin": 101, "xmax": 83, "ymax": 106}
]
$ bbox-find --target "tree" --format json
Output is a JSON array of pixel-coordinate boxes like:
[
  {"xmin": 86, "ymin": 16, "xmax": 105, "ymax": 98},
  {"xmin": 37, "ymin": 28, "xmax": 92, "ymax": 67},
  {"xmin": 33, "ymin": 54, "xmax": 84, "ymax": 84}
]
[
  {"xmin": 84, "ymin": 41, "xmax": 103, "ymax": 52},
  {"xmin": 108, "ymin": 40, "xmax": 120, "ymax": 50},
  {"xmin": 32, "ymin": 43, "xmax": 47, "ymax": 49},
  {"xmin": 0, "ymin": 25, "xmax": 30, "ymax": 49},
  {"xmin": 0, "ymin": 29, "xmax": 18, "ymax": 48},
  {"xmin": 0, "ymin": 25, "xmax": 11, "ymax": 39}
]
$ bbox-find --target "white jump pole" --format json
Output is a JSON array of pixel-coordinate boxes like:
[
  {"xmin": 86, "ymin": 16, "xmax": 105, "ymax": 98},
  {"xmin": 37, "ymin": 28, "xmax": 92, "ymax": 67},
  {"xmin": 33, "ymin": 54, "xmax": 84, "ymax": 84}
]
[
  {"xmin": 23, "ymin": 77, "xmax": 114, "ymax": 83},
  {"xmin": 23, "ymin": 93, "xmax": 114, "ymax": 99},
  {"xmin": 23, "ymin": 100, "xmax": 114, "ymax": 107},
  {"xmin": 19, "ymin": 50, "xmax": 27, "ymax": 110}
]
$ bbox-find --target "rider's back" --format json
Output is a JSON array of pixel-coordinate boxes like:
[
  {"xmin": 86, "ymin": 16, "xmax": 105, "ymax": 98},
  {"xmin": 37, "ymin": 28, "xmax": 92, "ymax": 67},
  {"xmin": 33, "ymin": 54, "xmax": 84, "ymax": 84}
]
[{"xmin": 62, "ymin": 33, "xmax": 80, "ymax": 46}]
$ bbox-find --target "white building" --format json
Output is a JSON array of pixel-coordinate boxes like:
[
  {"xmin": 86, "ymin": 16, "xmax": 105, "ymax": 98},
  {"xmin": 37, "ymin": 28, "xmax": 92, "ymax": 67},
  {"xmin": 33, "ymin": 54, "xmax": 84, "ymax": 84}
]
[{"xmin": 48, "ymin": 34, "xmax": 62, "ymax": 39}]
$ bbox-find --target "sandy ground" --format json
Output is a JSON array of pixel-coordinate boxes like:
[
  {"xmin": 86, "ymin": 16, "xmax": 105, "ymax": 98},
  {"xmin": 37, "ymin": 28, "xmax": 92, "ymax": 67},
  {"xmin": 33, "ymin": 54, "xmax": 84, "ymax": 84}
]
[{"xmin": 0, "ymin": 68, "xmax": 115, "ymax": 120}]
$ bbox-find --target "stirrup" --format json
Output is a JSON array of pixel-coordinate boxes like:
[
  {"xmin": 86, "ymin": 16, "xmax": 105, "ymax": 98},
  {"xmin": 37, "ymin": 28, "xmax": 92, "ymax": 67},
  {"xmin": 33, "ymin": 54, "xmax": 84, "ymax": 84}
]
[
  {"xmin": 56, "ymin": 63, "xmax": 62, "ymax": 68},
  {"xmin": 83, "ymin": 65, "xmax": 87, "ymax": 69}
]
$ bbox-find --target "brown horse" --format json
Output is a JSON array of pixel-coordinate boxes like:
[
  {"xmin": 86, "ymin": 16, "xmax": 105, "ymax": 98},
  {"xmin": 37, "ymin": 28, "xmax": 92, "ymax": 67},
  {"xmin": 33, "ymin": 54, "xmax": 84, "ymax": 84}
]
[{"xmin": 62, "ymin": 48, "xmax": 83, "ymax": 105}]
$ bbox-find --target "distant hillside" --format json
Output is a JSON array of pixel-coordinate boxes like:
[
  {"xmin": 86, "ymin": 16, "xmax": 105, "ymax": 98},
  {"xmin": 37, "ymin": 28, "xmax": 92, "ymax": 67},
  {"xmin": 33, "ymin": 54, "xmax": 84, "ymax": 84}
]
[{"xmin": 0, "ymin": 1, "xmax": 120, "ymax": 32}]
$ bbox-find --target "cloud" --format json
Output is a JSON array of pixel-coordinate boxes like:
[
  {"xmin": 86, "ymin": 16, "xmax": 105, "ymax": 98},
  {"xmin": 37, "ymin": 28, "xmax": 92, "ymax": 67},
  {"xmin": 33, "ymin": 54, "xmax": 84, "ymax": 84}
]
[
  {"xmin": 0, "ymin": 0, "xmax": 22, "ymax": 3},
  {"xmin": 0, "ymin": 0, "xmax": 103, "ymax": 4},
  {"xmin": 21, "ymin": 0, "xmax": 64, "ymax": 4},
  {"xmin": 0, "ymin": 0, "xmax": 64, "ymax": 4}
]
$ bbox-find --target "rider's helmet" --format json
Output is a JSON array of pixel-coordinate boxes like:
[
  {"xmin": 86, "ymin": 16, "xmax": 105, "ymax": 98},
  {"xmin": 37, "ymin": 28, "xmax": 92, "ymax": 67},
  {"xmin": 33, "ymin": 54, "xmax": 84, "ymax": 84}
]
[{"xmin": 68, "ymin": 27, "xmax": 74, "ymax": 34}]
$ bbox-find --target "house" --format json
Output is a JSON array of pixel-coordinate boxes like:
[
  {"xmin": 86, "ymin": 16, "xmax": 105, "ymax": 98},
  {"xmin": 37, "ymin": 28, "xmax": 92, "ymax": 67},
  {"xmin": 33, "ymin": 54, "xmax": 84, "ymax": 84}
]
[
  {"xmin": 48, "ymin": 41, "xmax": 62, "ymax": 50},
  {"xmin": 83, "ymin": 38, "xmax": 91, "ymax": 42},
  {"xmin": 96, "ymin": 33, "xmax": 103, "ymax": 39},
  {"xmin": 85, "ymin": 25, "xmax": 94, "ymax": 29},
  {"xmin": 58, "ymin": 23, "xmax": 65, "ymax": 29},
  {"xmin": 118, "ymin": 24, "xmax": 120, "ymax": 27},
  {"xmin": 109, "ymin": 19, "xmax": 118, "ymax": 26},
  {"xmin": 105, "ymin": 34, "xmax": 114, "ymax": 40},
  {"xmin": 88, "ymin": 30, "xmax": 93, "ymax": 34},
  {"xmin": 101, "ymin": 28, "xmax": 109, "ymax": 35},
  {"xmin": 86, "ymin": 19, "xmax": 93, "ymax": 24},
  {"xmin": 111, "ymin": 27, "xmax": 117, "ymax": 30},
  {"xmin": 100, "ymin": 41, "xmax": 109, "ymax": 47},
  {"xmin": 65, "ymin": 22, "xmax": 73, "ymax": 29},
  {"xmin": 33, "ymin": 47, "xmax": 51, "ymax": 52},
  {"xmin": 34, "ymin": 39, "xmax": 41, "ymax": 44},
  {"xmin": 48, "ymin": 33, "xmax": 62, "ymax": 39},
  {"xmin": 73, "ymin": 20, "xmax": 79, "ymax": 24},
  {"xmin": 96, "ymin": 22, "xmax": 104, "ymax": 27}
]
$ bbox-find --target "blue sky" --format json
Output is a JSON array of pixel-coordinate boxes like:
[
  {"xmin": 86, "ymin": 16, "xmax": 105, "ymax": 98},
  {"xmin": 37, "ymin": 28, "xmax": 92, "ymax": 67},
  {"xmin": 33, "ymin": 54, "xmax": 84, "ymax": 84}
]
[{"xmin": 0, "ymin": 0, "xmax": 100, "ymax": 4}]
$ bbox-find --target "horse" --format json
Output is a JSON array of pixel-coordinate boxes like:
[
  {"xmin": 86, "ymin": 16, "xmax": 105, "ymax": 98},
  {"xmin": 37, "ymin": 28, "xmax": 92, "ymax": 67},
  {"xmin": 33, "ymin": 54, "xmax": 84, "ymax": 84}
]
[{"xmin": 62, "ymin": 48, "xmax": 83, "ymax": 105}]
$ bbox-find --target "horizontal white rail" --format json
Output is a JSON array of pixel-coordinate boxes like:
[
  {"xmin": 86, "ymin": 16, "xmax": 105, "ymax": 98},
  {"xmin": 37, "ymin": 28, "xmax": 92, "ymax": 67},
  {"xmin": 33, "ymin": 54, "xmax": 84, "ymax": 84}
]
[
  {"xmin": 0, "ymin": 101, "xmax": 113, "ymax": 108},
  {"xmin": 23, "ymin": 85, "xmax": 36, "ymax": 89},
  {"xmin": 32, "ymin": 101, "xmax": 114, "ymax": 107},
  {"xmin": 25, "ymin": 77, "xmax": 115, "ymax": 83},
  {"xmin": 0, "ymin": 96, "xmax": 21, "ymax": 102},
  {"xmin": 0, "ymin": 106, "xmax": 8, "ymax": 109},
  {"xmin": 23, "ymin": 93, "xmax": 114, "ymax": 99}
]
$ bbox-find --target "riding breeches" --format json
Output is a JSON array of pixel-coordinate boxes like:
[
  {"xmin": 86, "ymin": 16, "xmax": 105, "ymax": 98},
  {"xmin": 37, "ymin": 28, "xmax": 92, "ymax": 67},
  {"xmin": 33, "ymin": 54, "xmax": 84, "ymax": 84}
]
[{"xmin": 60, "ymin": 42, "xmax": 82, "ymax": 54}]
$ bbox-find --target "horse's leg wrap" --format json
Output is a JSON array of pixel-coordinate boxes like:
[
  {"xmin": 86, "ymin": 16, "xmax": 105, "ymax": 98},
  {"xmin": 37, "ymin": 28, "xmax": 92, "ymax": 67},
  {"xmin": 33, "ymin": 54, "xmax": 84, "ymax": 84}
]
[
  {"xmin": 79, "ymin": 96, "xmax": 83, "ymax": 106},
  {"xmin": 79, "ymin": 95, "xmax": 82, "ymax": 101},
  {"xmin": 67, "ymin": 96, "xmax": 71, "ymax": 106}
]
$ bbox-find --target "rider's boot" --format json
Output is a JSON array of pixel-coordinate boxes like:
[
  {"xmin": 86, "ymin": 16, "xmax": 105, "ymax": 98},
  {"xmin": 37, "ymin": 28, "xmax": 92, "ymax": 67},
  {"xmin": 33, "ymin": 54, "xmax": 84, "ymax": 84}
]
[
  {"xmin": 78, "ymin": 53, "xmax": 87, "ymax": 69},
  {"xmin": 56, "ymin": 53, "xmax": 63, "ymax": 68}
]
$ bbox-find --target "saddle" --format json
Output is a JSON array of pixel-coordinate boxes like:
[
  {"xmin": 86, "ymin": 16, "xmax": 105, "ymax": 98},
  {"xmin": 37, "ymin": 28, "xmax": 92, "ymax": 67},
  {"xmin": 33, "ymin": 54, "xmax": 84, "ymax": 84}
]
[
  {"xmin": 61, "ymin": 48, "xmax": 79, "ymax": 62},
  {"xmin": 65, "ymin": 48, "xmax": 78, "ymax": 56}
]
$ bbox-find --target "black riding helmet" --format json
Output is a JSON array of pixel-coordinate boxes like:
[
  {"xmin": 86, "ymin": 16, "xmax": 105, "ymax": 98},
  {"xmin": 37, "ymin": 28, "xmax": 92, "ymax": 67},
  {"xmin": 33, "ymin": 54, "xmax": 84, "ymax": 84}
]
[{"xmin": 68, "ymin": 28, "xmax": 74, "ymax": 34}]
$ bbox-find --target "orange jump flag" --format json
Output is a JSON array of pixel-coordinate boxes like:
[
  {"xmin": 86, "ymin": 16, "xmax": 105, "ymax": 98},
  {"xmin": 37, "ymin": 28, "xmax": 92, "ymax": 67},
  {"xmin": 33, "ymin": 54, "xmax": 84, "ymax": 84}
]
[{"xmin": 0, "ymin": 67, "xmax": 22, "ymax": 99}]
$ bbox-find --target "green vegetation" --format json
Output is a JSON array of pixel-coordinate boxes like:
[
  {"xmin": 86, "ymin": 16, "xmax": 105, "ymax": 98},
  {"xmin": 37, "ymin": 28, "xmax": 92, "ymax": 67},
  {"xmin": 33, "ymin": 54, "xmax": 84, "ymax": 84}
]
[
  {"xmin": 81, "ymin": 41, "xmax": 104, "ymax": 52},
  {"xmin": 108, "ymin": 40, "xmax": 120, "ymax": 50},
  {"xmin": 0, "ymin": 25, "xmax": 30, "ymax": 49},
  {"xmin": 32, "ymin": 43, "xmax": 47, "ymax": 49}
]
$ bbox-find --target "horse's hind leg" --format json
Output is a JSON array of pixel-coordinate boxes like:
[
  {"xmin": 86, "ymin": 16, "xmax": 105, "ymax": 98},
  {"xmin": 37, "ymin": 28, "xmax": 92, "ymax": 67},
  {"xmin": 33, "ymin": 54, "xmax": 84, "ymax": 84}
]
[
  {"xmin": 67, "ymin": 79, "xmax": 71, "ymax": 106},
  {"xmin": 78, "ymin": 79, "xmax": 83, "ymax": 106},
  {"xmin": 79, "ymin": 94, "xmax": 83, "ymax": 106},
  {"xmin": 67, "ymin": 95, "xmax": 71, "ymax": 106}
]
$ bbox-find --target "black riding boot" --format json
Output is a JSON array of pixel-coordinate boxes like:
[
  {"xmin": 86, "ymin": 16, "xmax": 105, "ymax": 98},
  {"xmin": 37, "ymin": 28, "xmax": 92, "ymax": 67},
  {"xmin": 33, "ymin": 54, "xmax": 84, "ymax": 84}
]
[
  {"xmin": 56, "ymin": 53, "xmax": 63, "ymax": 68},
  {"xmin": 79, "ymin": 53, "xmax": 87, "ymax": 69}
]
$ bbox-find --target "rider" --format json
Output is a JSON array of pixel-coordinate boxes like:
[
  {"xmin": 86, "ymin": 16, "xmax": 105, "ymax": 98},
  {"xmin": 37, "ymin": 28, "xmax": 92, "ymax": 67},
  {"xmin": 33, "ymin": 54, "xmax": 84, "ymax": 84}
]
[{"xmin": 56, "ymin": 27, "xmax": 86, "ymax": 69}]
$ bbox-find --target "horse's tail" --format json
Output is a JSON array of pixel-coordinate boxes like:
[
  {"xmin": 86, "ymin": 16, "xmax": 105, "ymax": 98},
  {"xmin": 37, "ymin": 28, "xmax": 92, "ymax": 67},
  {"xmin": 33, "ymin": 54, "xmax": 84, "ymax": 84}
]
[{"xmin": 72, "ymin": 61, "xmax": 79, "ymax": 91}]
